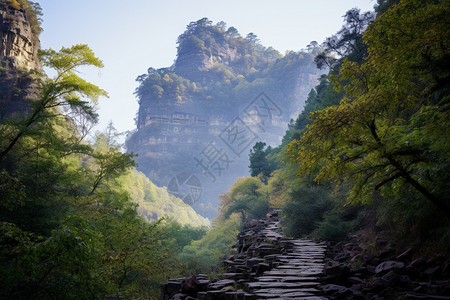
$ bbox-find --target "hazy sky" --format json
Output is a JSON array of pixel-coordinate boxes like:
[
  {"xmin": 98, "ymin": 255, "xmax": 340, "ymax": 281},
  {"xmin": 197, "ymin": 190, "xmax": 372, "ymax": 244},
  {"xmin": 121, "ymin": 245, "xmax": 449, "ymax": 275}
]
[{"xmin": 37, "ymin": 0, "xmax": 376, "ymax": 137}]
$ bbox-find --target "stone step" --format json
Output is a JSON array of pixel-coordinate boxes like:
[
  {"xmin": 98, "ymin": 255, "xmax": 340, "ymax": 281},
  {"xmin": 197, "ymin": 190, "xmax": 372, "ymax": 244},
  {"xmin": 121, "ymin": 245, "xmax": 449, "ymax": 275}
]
[
  {"xmin": 277, "ymin": 261, "xmax": 325, "ymax": 265},
  {"xmin": 253, "ymin": 290, "xmax": 318, "ymax": 298},
  {"xmin": 276, "ymin": 265, "xmax": 324, "ymax": 270},
  {"xmin": 288, "ymin": 249, "xmax": 326, "ymax": 253},
  {"xmin": 277, "ymin": 254, "xmax": 325, "ymax": 259},
  {"xmin": 263, "ymin": 270, "xmax": 323, "ymax": 276},
  {"xmin": 160, "ymin": 213, "xmax": 328, "ymax": 299},
  {"xmin": 262, "ymin": 296, "xmax": 327, "ymax": 300},
  {"xmin": 277, "ymin": 258, "xmax": 325, "ymax": 262},
  {"xmin": 278, "ymin": 258, "xmax": 324, "ymax": 262},
  {"xmin": 253, "ymin": 287, "xmax": 321, "ymax": 294},
  {"xmin": 247, "ymin": 281, "xmax": 321, "ymax": 289},
  {"xmin": 256, "ymin": 276, "xmax": 319, "ymax": 282}
]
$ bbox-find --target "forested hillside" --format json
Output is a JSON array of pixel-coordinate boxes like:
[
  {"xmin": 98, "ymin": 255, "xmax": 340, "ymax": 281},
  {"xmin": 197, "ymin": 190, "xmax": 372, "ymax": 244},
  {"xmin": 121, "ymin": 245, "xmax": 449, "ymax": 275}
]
[
  {"xmin": 120, "ymin": 169, "xmax": 210, "ymax": 227},
  {"xmin": 0, "ymin": 1, "xmax": 209, "ymax": 298},
  {"xmin": 221, "ymin": 0, "xmax": 450, "ymax": 255}
]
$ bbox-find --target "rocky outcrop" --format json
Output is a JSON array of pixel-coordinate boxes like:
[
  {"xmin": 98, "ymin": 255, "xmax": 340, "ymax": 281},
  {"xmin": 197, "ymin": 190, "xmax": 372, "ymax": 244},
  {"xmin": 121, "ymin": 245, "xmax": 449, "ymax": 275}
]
[
  {"xmin": 0, "ymin": 1, "xmax": 40, "ymax": 119},
  {"xmin": 322, "ymin": 236, "xmax": 450, "ymax": 299},
  {"xmin": 159, "ymin": 214, "xmax": 450, "ymax": 300},
  {"xmin": 0, "ymin": 2, "xmax": 39, "ymax": 70},
  {"xmin": 175, "ymin": 29, "xmax": 240, "ymax": 85}
]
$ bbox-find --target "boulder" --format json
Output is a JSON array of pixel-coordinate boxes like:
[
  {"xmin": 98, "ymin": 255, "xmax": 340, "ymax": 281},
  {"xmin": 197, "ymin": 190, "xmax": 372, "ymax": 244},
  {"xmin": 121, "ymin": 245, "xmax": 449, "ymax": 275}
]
[
  {"xmin": 181, "ymin": 275, "xmax": 200, "ymax": 296},
  {"xmin": 322, "ymin": 284, "xmax": 350, "ymax": 296},
  {"xmin": 375, "ymin": 260, "xmax": 405, "ymax": 275},
  {"xmin": 323, "ymin": 260, "xmax": 341, "ymax": 276}
]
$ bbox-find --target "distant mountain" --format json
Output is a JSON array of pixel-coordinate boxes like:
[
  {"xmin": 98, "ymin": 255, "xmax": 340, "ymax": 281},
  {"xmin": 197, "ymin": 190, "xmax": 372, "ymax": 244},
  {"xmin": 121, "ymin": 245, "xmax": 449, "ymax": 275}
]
[{"xmin": 127, "ymin": 18, "xmax": 324, "ymax": 218}]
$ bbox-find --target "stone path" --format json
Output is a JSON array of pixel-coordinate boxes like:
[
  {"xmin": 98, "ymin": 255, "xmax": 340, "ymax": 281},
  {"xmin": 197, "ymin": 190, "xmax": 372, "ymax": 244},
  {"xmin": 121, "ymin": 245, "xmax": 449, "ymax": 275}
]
[
  {"xmin": 244, "ymin": 214, "xmax": 327, "ymax": 299},
  {"xmin": 160, "ymin": 211, "xmax": 329, "ymax": 299}
]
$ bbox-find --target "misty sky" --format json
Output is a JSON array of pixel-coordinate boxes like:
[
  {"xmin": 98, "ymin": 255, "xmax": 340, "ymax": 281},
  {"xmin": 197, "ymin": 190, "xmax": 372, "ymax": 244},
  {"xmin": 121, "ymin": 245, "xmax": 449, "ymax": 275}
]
[{"xmin": 37, "ymin": 0, "xmax": 376, "ymax": 138}]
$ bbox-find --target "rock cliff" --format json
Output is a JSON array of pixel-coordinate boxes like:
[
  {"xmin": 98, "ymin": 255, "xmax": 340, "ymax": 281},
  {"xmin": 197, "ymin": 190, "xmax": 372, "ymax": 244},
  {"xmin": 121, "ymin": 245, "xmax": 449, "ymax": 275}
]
[
  {"xmin": 174, "ymin": 26, "xmax": 241, "ymax": 84},
  {"xmin": 127, "ymin": 19, "xmax": 324, "ymax": 218},
  {"xmin": 0, "ymin": 1, "xmax": 40, "ymax": 120}
]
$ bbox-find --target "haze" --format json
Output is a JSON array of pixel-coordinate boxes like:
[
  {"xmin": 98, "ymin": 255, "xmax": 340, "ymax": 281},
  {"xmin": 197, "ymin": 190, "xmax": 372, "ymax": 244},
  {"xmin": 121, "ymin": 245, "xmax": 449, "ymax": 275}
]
[{"xmin": 37, "ymin": 0, "xmax": 375, "ymax": 136}]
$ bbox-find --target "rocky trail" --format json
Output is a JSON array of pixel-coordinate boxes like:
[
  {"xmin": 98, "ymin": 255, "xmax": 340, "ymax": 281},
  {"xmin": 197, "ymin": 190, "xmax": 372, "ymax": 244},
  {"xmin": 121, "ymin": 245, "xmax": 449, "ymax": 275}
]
[
  {"xmin": 239, "ymin": 216, "xmax": 327, "ymax": 299},
  {"xmin": 161, "ymin": 211, "xmax": 329, "ymax": 299},
  {"xmin": 160, "ymin": 211, "xmax": 450, "ymax": 299},
  {"xmin": 320, "ymin": 236, "xmax": 450, "ymax": 299}
]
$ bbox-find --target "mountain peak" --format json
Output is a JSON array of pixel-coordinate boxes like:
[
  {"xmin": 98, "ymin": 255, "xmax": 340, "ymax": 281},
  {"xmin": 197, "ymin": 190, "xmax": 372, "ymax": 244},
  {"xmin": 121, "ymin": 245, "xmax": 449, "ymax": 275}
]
[{"xmin": 174, "ymin": 18, "xmax": 278, "ymax": 84}]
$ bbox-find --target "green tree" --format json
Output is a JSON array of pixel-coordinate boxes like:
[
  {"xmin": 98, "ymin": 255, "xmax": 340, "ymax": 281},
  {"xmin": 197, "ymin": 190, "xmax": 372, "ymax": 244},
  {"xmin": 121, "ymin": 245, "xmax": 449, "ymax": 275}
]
[
  {"xmin": 223, "ymin": 176, "xmax": 269, "ymax": 220},
  {"xmin": 0, "ymin": 44, "xmax": 107, "ymax": 163},
  {"xmin": 314, "ymin": 8, "xmax": 375, "ymax": 70},
  {"xmin": 249, "ymin": 142, "xmax": 275, "ymax": 178},
  {"xmin": 245, "ymin": 32, "xmax": 259, "ymax": 44},
  {"xmin": 288, "ymin": 0, "xmax": 450, "ymax": 217},
  {"xmin": 216, "ymin": 21, "xmax": 227, "ymax": 31},
  {"xmin": 0, "ymin": 42, "xmax": 182, "ymax": 298},
  {"xmin": 226, "ymin": 26, "xmax": 240, "ymax": 39},
  {"xmin": 178, "ymin": 213, "xmax": 240, "ymax": 275},
  {"xmin": 159, "ymin": 219, "xmax": 207, "ymax": 253},
  {"xmin": 88, "ymin": 147, "xmax": 136, "ymax": 195}
]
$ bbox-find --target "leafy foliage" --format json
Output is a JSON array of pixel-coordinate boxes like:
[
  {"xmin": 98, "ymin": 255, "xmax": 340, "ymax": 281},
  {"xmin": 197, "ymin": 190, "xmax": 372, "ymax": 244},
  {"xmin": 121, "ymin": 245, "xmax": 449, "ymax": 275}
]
[
  {"xmin": 222, "ymin": 176, "xmax": 270, "ymax": 221},
  {"xmin": 240, "ymin": 1, "xmax": 450, "ymax": 251},
  {"xmin": 0, "ymin": 44, "xmax": 206, "ymax": 298},
  {"xmin": 283, "ymin": 185, "xmax": 332, "ymax": 237},
  {"xmin": 248, "ymin": 142, "xmax": 277, "ymax": 179},
  {"xmin": 178, "ymin": 213, "xmax": 240, "ymax": 275},
  {"xmin": 117, "ymin": 169, "xmax": 210, "ymax": 227},
  {"xmin": 288, "ymin": 0, "xmax": 450, "ymax": 217},
  {"xmin": 159, "ymin": 219, "xmax": 208, "ymax": 253},
  {"xmin": 314, "ymin": 8, "xmax": 375, "ymax": 70}
]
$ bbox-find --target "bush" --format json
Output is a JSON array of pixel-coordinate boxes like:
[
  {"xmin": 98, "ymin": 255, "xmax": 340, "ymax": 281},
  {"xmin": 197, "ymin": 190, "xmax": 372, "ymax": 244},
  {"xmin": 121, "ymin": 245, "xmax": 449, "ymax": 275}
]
[{"xmin": 283, "ymin": 185, "xmax": 331, "ymax": 238}]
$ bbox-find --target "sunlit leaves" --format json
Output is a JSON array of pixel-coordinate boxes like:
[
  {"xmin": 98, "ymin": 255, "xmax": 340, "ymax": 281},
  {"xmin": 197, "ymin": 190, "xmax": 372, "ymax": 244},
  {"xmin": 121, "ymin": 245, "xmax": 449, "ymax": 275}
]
[
  {"xmin": 0, "ymin": 42, "xmax": 180, "ymax": 298},
  {"xmin": 288, "ymin": 0, "xmax": 450, "ymax": 214},
  {"xmin": 0, "ymin": 45, "xmax": 107, "ymax": 163},
  {"xmin": 223, "ymin": 176, "xmax": 270, "ymax": 220},
  {"xmin": 178, "ymin": 213, "xmax": 240, "ymax": 275}
]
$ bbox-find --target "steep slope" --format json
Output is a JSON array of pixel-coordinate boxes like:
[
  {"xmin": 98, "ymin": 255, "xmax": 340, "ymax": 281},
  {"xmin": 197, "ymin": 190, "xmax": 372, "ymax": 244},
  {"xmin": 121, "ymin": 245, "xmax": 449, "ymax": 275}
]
[
  {"xmin": 118, "ymin": 169, "xmax": 210, "ymax": 227},
  {"xmin": 127, "ymin": 18, "xmax": 324, "ymax": 218},
  {"xmin": 0, "ymin": 0, "xmax": 40, "ymax": 120}
]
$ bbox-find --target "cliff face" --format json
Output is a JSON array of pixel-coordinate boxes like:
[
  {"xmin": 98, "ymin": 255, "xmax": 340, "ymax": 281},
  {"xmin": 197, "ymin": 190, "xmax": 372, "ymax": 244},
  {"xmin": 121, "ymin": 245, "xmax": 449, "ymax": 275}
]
[
  {"xmin": 174, "ymin": 29, "xmax": 241, "ymax": 84},
  {"xmin": 127, "ymin": 19, "xmax": 324, "ymax": 218},
  {"xmin": 0, "ymin": 1, "xmax": 40, "ymax": 119}
]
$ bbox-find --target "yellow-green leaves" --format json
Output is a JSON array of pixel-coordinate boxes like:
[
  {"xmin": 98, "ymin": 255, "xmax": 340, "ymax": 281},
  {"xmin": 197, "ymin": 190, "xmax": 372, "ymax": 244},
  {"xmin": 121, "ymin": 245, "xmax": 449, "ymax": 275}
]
[
  {"xmin": 39, "ymin": 44, "xmax": 107, "ymax": 106},
  {"xmin": 287, "ymin": 0, "xmax": 450, "ymax": 215},
  {"xmin": 223, "ymin": 176, "xmax": 269, "ymax": 220},
  {"xmin": 39, "ymin": 44, "xmax": 104, "ymax": 72},
  {"xmin": 0, "ymin": 45, "xmax": 108, "ymax": 163}
]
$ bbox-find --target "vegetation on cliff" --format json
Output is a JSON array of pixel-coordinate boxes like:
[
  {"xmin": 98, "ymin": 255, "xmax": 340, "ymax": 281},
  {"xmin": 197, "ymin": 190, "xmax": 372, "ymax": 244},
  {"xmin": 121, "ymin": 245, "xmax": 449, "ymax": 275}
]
[
  {"xmin": 127, "ymin": 17, "xmax": 322, "ymax": 219},
  {"xmin": 2, "ymin": 0, "xmax": 449, "ymax": 298},
  {"xmin": 4, "ymin": 0, "xmax": 43, "ymax": 36},
  {"xmin": 0, "ymin": 0, "xmax": 42, "ymax": 119},
  {"xmin": 119, "ymin": 168, "xmax": 210, "ymax": 227},
  {"xmin": 133, "ymin": 17, "xmax": 319, "ymax": 113}
]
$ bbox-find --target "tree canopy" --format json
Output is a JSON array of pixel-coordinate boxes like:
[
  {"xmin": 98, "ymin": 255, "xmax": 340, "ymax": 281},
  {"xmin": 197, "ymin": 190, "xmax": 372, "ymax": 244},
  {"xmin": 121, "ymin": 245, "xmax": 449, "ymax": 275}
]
[
  {"xmin": 0, "ymin": 43, "xmax": 206, "ymax": 298},
  {"xmin": 288, "ymin": 0, "xmax": 450, "ymax": 216}
]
